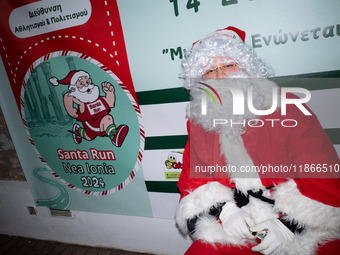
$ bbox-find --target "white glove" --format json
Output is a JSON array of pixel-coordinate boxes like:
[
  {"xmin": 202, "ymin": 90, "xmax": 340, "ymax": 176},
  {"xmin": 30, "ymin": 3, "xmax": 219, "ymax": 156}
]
[
  {"xmin": 219, "ymin": 202, "xmax": 255, "ymax": 240},
  {"xmin": 250, "ymin": 219, "xmax": 294, "ymax": 255}
]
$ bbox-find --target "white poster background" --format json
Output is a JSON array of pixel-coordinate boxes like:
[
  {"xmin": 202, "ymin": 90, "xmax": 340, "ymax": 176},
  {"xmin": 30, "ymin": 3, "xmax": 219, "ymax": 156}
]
[{"xmin": 117, "ymin": 0, "xmax": 340, "ymax": 92}]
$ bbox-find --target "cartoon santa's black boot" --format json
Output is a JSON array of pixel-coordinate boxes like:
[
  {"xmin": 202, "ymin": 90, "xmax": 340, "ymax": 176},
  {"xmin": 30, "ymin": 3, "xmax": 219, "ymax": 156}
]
[{"xmin": 106, "ymin": 124, "xmax": 129, "ymax": 147}]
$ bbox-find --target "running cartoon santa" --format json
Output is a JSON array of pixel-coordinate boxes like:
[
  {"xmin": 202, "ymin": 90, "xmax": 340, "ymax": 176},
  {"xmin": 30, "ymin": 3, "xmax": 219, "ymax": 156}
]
[{"xmin": 50, "ymin": 70, "xmax": 128, "ymax": 147}]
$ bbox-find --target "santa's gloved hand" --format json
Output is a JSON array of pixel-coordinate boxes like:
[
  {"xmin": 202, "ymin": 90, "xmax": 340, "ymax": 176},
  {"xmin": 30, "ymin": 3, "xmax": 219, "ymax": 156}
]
[
  {"xmin": 219, "ymin": 202, "xmax": 255, "ymax": 239},
  {"xmin": 250, "ymin": 219, "xmax": 294, "ymax": 255}
]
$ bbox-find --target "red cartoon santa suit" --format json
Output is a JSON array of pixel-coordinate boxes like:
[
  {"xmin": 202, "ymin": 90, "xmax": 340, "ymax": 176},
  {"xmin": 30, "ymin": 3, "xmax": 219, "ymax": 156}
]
[
  {"xmin": 175, "ymin": 27, "xmax": 340, "ymax": 255},
  {"xmin": 77, "ymin": 96, "xmax": 111, "ymax": 139}
]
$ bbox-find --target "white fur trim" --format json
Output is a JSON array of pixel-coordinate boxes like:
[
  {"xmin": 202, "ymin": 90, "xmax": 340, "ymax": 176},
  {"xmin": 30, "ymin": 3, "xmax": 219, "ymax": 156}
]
[
  {"xmin": 242, "ymin": 196, "xmax": 278, "ymax": 224},
  {"xmin": 196, "ymin": 30, "xmax": 243, "ymax": 46},
  {"xmin": 70, "ymin": 70, "xmax": 89, "ymax": 85},
  {"xmin": 273, "ymin": 179, "xmax": 340, "ymax": 231},
  {"xmin": 49, "ymin": 77, "xmax": 58, "ymax": 86},
  {"xmin": 273, "ymin": 179, "xmax": 340, "ymax": 254},
  {"xmin": 175, "ymin": 181, "xmax": 234, "ymax": 235}
]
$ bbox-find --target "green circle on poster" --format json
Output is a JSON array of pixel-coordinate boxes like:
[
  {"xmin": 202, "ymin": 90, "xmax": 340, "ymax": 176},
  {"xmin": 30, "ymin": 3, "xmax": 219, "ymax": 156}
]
[{"xmin": 22, "ymin": 52, "xmax": 142, "ymax": 195}]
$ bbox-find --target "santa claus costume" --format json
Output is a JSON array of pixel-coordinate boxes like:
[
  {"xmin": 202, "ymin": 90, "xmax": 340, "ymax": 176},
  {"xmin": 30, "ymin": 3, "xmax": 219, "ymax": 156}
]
[
  {"xmin": 175, "ymin": 27, "xmax": 340, "ymax": 255},
  {"xmin": 50, "ymin": 70, "xmax": 128, "ymax": 147}
]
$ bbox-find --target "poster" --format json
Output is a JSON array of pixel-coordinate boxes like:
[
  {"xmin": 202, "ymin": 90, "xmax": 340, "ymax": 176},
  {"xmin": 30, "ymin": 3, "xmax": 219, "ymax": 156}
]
[
  {"xmin": 0, "ymin": 0, "xmax": 339, "ymax": 218},
  {"xmin": 0, "ymin": 0, "xmax": 152, "ymax": 216}
]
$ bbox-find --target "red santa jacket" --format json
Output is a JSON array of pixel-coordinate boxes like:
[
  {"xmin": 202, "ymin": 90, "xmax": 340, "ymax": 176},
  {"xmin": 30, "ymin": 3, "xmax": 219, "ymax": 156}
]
[{"xmin": 175, "ymin": 99, "xmax": 340, "ymax": 254}]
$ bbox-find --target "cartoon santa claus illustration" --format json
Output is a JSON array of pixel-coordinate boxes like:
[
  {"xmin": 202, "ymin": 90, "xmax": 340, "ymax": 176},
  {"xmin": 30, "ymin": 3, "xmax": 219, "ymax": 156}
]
[{"xmin": 50, "ymin": 70, "xmax": 128, "ymax": 147}]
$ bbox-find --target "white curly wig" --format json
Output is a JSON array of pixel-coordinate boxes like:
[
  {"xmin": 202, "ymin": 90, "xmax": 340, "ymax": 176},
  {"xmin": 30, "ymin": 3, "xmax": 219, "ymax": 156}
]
[{"xmin": 182, "ymin": 27, "xmax": 271, "ymax": 89}]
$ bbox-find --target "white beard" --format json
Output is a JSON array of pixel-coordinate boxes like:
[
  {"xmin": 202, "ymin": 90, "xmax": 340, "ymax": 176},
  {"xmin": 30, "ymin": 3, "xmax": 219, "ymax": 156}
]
[
  {"xmin": 69, "ymin": 84, "xmax": 100, "ymax": 103},
  {"xmin": 188, "ymin": 72, "xmax": 280, "ymax": 143},
  {"xmin": 189, "ymin": 72, "xmax": 280, "ymax": 190}
]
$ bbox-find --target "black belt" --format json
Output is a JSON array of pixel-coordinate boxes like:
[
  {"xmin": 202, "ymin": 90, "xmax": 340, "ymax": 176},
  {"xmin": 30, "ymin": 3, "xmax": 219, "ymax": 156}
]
[{"xmin": 233, "ymin": 187, "xmax": 275, "ymax": 207}]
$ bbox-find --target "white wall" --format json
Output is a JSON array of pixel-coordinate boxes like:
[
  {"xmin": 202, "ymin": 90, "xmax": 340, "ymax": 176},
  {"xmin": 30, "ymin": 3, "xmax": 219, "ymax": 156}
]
[{"xmin": 0, "ymin": 180, "xmax": 192, "ymax": 254}]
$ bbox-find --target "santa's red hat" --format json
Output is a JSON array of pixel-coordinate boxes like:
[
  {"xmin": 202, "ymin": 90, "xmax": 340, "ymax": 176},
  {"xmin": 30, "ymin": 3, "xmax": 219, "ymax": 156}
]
[
  {"xmin": 192, "ymin": 26, "xmax": 246, "ymax": 47},
  {"xmin": 49, "ymin": 70, "xmax": 90, "ymax": 87},
  {"xmin": 216, "ymin": 26, "xmax": 245, "ymax": 41}
]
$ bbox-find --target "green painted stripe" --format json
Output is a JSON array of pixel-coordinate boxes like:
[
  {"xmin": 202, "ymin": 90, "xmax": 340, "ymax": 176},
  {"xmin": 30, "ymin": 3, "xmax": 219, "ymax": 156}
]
[
  {"xmin": 276, "ymin": 70, "xmax": 340, "ymax": 79},
  {"xmin": 145, "ymin": 135, "xmax": 188, "ymax": 150},
  {"xmin": 270, "ymin": 77, "xmax": 340, "ymax": 90},
  {"xmin": 136, "ymin": 70, "xmax": 340, "ymax": 106},
  {"xmin": 143, "ymin": 128, "xmax": 339, "ymax": 151},
  {"xmin": 136, "ymin": 87, "xmax": 190, "ymax": 105},
  {"xmin": 325, "ymin": 128, "xmax": 340, "ymax": 145},
  {"xmin": 145, "ymin": 181, "xmax": 179, "ymax": 193}
]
